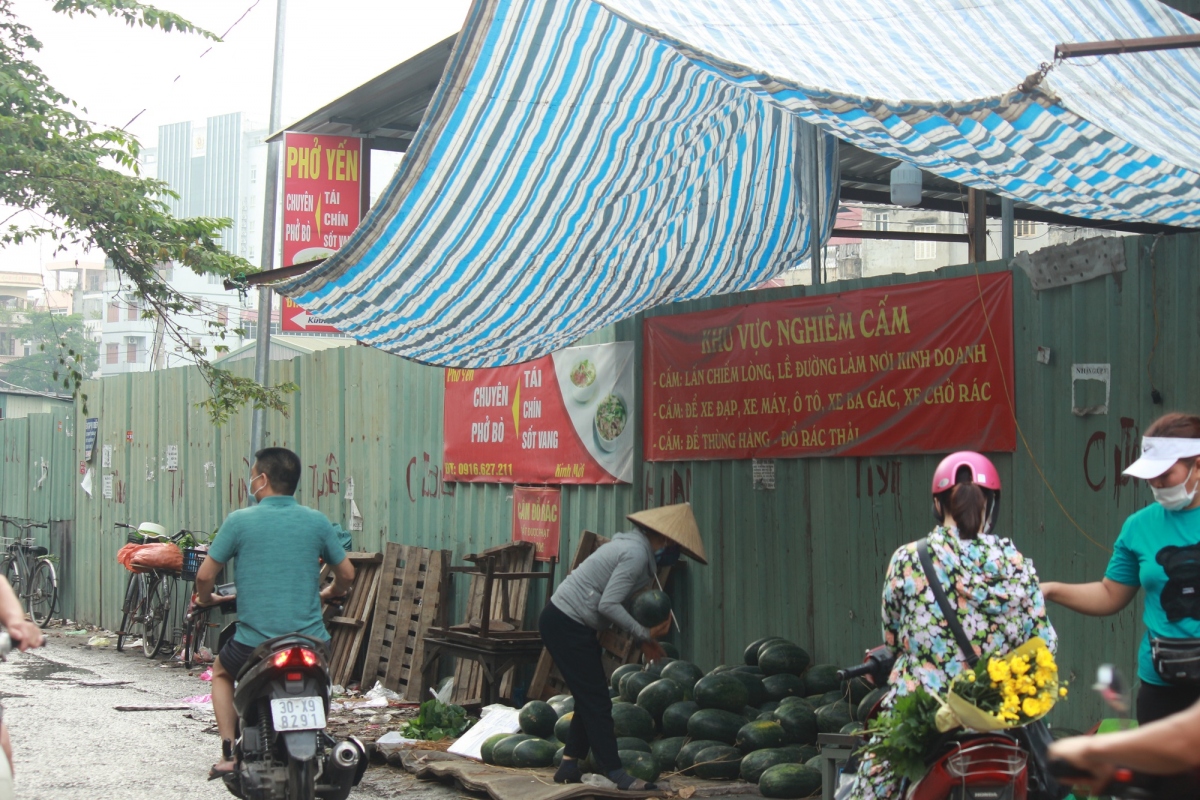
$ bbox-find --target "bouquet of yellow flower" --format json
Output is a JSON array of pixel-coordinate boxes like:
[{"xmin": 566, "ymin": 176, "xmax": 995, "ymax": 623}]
[{"xmin": 936, "ymin": 637, "xmax": 1067, "ymax": 733}]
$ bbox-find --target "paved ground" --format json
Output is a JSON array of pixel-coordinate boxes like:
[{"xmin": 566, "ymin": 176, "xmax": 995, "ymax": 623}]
[{"xmin": 0, "ymin": 630, "xmax": 464, "ymax": 800}]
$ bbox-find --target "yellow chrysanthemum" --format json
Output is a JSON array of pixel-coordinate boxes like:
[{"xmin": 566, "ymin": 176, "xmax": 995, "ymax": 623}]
[
  {"xmin": 988, "ymin": 660, "xmax": 1011, "ymax": 683},
  {"xmin": 1011, "ymin": 656, "xmax": 1031, "ymax": 677},
  {"xmin": 1059, "ymin": 687, "xmax": 1068, "ymax": 697}
]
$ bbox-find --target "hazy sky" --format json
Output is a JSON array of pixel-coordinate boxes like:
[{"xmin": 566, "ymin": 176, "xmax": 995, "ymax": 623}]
[{"xmin": 4, "ymin": 0, "xmax": 471, "ymax": 272}]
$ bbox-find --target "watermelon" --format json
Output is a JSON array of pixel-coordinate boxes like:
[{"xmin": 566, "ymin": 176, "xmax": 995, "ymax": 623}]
[
  {"xmin": 740, "ymin": 748, "xmax": 797, "ymax": 783},
  {"xmin": 661, "ymin": 641, "xmax": 681, "ymax": 659},
  {"xmin": 637, "ymin": 678, "xmax": 686, "ymax": 723},
  {"xmin": 846, "ymin": 677, "xmax": 872, "ymax": 705},
  {"xmin": 480, "ymin": 733, "xmax": 511, "ymax": 764},
  {"xmin": 762, "ymin": 673, "xmax": 806, "ymax": 701},
  {"xmin": 660, "ymin": 660, "xmax": 704, "ymax": 690},
  {"xmin": 631, "ymin": 589, "xmax": 672, "ymax": 628},
  {"xmin": 549, "ymin": 695, "xmax": 575, "ymax": 718},
  {"xmin": 779, "ymin": 695, "xmax": 814, "ymax": 710},
  {"xmin": 840, "ymin": 721, "xmax": 864, "ymax": 734},
  {"xmin": 805, "ymin": 755, "xmax": 823, "ymax": 769},
  {"xmin": 760, "ymin": 700, "xmax": 781, "ymax": 715},
  {"xmin": 676, "ymin": 739, "xmax": 724, "ymax": 775},
  {"xmin": 745, "ymin": 637, "xmax": 786, "ymax": 666},
  {"xmin": 694, "ymin": 673, "xmax": 749, "ymax": 712},
  {"xmin": 619, "ymin": 750, "xmax": 660, "ymax": 783},
  {"xmin": 855, "ymin": 687, "xmax": 886, "ymax": 722},
  {"xmin": 693, "ymin": 745, "xmax": 742, "ymax": 780},
  {"xmin": 617, "ymin": 736, "xmax": 652, "ymax": 753},
  {"xmin": 513, "ymin": 738, "xmax": 558, "ymax": 768},
  {"xmin": 612, "ymin": 702, "xmax": 656, "ymax": 741},
  {"xmin": 727, "ymin": 671, "xmax": 768, "ymax": 706},
  {"xmin": 554, "ymin": 711, "xmax": 574, "ymax": 743},
  {"xmin": 519, "ymin": 701, "xmax": 558, "ymax": 738},
  {"xmin": 547, "ymin": 693, "xmax": 571, "ymax": 704},
  {"xmin": 756, "ymin": 711, "xmax": 776, "ymax": 722},
  {"xmin": 785, "ymin": 744, "xmax": 819, "ymax": 763},
  {"xmin": 732, "ymin": 665, "xmax": 765, "ymax": 676},
  {"xmin": 736, "ymin": 720, "xmax": 788, "ymax": 754},
  {"xmin": 817, "ymin": 689, "xmax": 845, "ymax": 706},
  {"xmin": 687, "ymin": 708, "xmax": 746, "ymax": 744},
  {"xmin": 620, "ymin": 671, "xmax": 656, "ymax": 703},
  {"xmin": 756, "ymin": 638, "xmax": 795, "ymax": 662},
  {"xmin": 554, "ymin": 746, "xmax": 565, "ymax": 767},
  {"xmin": 651, "ymin": 736, "xmax": 687, "ymax": 774},
  {"xmin": 492, "ymin": 734, "xmax": 537, "ymax": 767},
  {"xmin": 610, "ymin": 663, "xmax": 642, "ymax": 693},
  {"xmin": 759, "ymin": 644, "xmax": 812, "ymax": 677},
  {"xmin": 759, "ymin": 763, "xmax": 823, "ymax": 798},
  {"xmin": 804, "ymin": 665, "xmax": 841, "ymax": 695},
  {"xmin": 773, "ymin": 703, "xmax": 818, "ymax": 745},
  {"xmin": 708, "ymin": 664, "xmax": 734, "ymax": 674},
  {"xmin": 661, "ymin": 700, "xmax": 700, "ymax": 737},
  {"xmin": 644, "ymin": 657, "xmax": 676, "ymax": 678},
  {"xmin": 815, "ymin": 702, "xmax": 853, "ymax": 734}
]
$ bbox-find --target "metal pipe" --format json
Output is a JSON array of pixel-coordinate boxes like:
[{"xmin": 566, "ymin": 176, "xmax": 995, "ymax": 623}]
[
  {"xmin": 1056, "ymin": 33, "xmax": 1200, "ymax": 60},
  {"xmin": 249, "ymin": 0, "xmax": 287, "ymax": 458},
  {"xmin": 831, "ymin": 228, "xmax": 968, "ymax": 243},
  {"xmin": 1001, "ymin": 197, "xmax": 1015, "ymax": 260}
]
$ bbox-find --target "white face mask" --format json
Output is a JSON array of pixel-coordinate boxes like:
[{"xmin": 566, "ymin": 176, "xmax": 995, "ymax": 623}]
[{"xmin": 1152, "ymin": 466, "xmax": 1198, "ymax": 511}]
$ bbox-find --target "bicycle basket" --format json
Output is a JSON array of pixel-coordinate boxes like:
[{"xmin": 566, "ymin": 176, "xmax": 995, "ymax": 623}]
[{"xmin": 181, "ymin": 547, "xmax": 207, "ymax": 581}]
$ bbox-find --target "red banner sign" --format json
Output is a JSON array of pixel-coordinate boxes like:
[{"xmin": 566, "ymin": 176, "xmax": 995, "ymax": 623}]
[
  {"xmin": 644, "ymin": 273, "xmax": 1015, "ymax": 460},
  {"xmin": 513, "ymin": 486, "xmax": 561, "ymax": 561},
  {"xmin": 443, "ymin": 342, "xmax": 635, "ymax": 484},
  {"xmin": 281, "ymin": 133, "xmax": 361, "ymax": 333}
]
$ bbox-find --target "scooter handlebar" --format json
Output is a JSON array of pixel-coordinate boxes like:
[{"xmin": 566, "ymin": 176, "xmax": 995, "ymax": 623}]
[
  {"xmin": 1047, "ymin": 758, "xmax": 1096, "ymax": 781},
  {"xmin": 837, "ymin": 662, "xmax": 877, "ymax": 682}
]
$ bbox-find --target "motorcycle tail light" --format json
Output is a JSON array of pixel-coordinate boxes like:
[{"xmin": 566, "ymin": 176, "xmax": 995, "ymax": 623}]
[
  {"xmin": 273, "ymin": 650, "xmax": 293, "ymax": 668},
  {"xmin": 300, "ymin": 648, "xmax": 319, "ymax": 667},
  {"xmin": 272, "ymin": 647, "xmax": 320, "ymax": 670},
  {"xmin": 286, "ymin": 672, "xmax": 303, "ymax": 681}
]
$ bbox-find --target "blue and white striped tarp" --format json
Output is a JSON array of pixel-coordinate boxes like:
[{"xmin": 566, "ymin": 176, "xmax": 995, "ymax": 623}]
[{"xmin": 278, "ymin": 0, "xmax": 1200, "ymax": 367}]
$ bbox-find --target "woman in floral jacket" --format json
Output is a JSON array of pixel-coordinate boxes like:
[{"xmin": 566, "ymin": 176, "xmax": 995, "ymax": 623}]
[{"xmin": 845, "ymin": 452, "xmax": 1057, "ymax": 800}]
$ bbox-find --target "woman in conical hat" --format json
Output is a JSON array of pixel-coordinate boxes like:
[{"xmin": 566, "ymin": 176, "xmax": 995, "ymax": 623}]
[{"xmin": 539, "ymin": 502, "xmax": 705, "ymax": 791}]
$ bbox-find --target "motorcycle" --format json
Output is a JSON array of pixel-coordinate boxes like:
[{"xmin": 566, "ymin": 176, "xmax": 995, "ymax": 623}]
[
  {"xmin": 837, "ymin": 646, "xmax": 1065, "ymax": 800},
  {"xmin": 217, "ymin": 625, "xmax": 367, "ymax": 800}
]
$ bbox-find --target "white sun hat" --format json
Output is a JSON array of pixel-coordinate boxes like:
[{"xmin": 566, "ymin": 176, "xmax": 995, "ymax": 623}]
[{"xmin": 1123, "ymin": 437, "xmax": 1200, "ymax": 480}]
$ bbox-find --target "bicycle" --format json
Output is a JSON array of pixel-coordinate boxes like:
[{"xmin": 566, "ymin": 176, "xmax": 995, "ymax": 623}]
[
  {"xmin": 0, "ymin": 517, "xmax": 57, "ymax": 627},
  {"xmin": 181, "ymin": 581, "xmax": 235, "ymax": 669},
  {"xmin": 115, "ymin": 524, "xmax": 204, "ymax": 658}
]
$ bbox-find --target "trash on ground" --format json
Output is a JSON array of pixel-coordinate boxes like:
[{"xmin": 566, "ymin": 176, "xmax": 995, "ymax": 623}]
[
  {"xmin": 86, "ymin": 636, "xmax": 111, "ymax": 647},
  {"xmin": 114, "ymin": 704, "xmax": 194, "ymax": 712},
  {"xmin": 364, "ymin": 681, "xmax": 403, "ymax": 702},
  {"xmin": 63, "ymin": 629, "xmax": 89, "ymax": 636},
  {"xmin": 75, "ymin": 679, "xmax": 131, "ymax": 687},
  {"xmin": 198, "ymin": 668, "xmax": 213, "ymax": 681},
  {"xmin": 447, "ymin": 705, "xmax": 520, "ymax": 760}
]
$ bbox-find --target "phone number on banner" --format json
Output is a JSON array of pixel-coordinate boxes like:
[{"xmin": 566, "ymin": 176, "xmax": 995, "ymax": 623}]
[{"xmin": 444, "ymin": 462, "xmax": 514, "ymax": 478}]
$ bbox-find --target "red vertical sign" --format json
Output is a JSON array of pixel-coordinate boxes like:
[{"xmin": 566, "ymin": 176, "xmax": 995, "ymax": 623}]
[
  {"xmin": 280, "ymin": 133, "xmax": 362, "ymax": 333},
  {"xmin": 512, "ymin": 486, "xmax": 561, "ymax": 561}
]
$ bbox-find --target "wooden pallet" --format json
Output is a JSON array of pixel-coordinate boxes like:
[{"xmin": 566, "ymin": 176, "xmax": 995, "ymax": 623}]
[
  {"xmin": 360, "ymin": 543, "xmax": 451, "ymax": 701},
  {"xmin": 528, "ymin": 531, "xmax": 673, "ymax": 701},
  {"xmin": 320, "ymin": 551, "xmax": 384, "ymax": 688},
  {"xmin": 451, "ymin": 542, "xmax": 538, "ymax": 705}
]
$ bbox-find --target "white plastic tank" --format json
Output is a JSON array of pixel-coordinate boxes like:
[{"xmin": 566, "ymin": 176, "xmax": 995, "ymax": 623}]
[{"xmin": 890, "ymin": 162, "xmax": 923, "ymax": 207}]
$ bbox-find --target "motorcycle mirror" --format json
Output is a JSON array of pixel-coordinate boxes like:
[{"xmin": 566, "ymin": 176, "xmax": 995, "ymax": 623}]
[{"xmin": 1093, "ymin": 664, "xmax": 1130, "ymax": 714}]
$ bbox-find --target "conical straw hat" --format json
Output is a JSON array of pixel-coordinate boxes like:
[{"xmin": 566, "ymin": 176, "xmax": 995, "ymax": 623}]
[{"xmin": 627, "ymin": 503, "xmax": 707, "ymax": 565}]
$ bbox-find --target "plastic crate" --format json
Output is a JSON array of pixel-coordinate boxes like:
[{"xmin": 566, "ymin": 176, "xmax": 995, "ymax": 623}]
[
  {"xmin": 126, "ymin": 531, "xmax": 149, "ymax": 545},
  {"xmin": 181, "ymin": 547, "xmax": 206, "ymax": 582}
]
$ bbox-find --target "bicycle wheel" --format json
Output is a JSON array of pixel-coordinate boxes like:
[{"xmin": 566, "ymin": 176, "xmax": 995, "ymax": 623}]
[
  {"xmin": 3, "ymin": 556, "xmax": 22, "ymax": 614},
  {"xmin": 141, "ymin": 574, "xmax": 174, "ymax": 658},
  {"xmin": 182, "ymin": 603, "xmax": 210, "ymax": 668},
  {"xmin": 117, "ymin": 573, "xmax": 143, "ymax": 652},
  {"xmin": 28, "ymin": 559, "xmax": 57, "ymax": 627}
]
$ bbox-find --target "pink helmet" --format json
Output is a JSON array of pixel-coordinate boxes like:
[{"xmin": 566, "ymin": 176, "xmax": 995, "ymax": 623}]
[{"xmin": 931, "ymin": 451, "xmax": 1001, "ymax": 495}]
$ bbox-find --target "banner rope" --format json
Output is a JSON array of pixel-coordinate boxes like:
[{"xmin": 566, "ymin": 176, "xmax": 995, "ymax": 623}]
[{"xmin": 972, "ymin": 265, "xmax": 1111, "ymax": 554}]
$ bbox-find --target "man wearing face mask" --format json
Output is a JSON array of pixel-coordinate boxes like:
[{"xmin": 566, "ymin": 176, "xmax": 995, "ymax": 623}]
[
  {"xmin": 1043, "ymin": 413, "xmax": 1200, "ymax": 724},
  {"xmin": 194, "ymin": 447, "xmax": 355, "ymax": 779},
  {"xmin": 538, "ymin": 503, "xmax": 706, "ymax": 792}
]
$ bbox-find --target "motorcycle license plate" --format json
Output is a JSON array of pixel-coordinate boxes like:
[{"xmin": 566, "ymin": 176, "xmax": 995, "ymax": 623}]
[{"xmin": 270, "ymin": 697, "xmax": 326, "ymax": 731}]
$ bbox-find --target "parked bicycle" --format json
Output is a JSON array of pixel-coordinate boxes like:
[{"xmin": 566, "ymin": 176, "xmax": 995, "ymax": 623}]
[
  {"xmin": 0, "ymin": 516, "xmax": 57, "ymax": 627},
  {"xmin": 115, "ymin": 523, "xmax": 207, "ymax": 658}
]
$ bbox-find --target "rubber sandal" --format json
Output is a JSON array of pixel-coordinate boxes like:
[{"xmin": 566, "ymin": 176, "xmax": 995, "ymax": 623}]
[{"xmin": 208, "ymin": 762, "xmax": 235, "ymax": 781}]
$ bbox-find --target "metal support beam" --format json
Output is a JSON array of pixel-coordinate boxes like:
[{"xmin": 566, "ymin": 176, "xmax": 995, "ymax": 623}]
[
  {"xmin": 360, "ymin": 139, "xmax": 373, "ymax": 216},
  {"xmin": 832, "ymin": 228, "xmax": 969, "ymax": 244},
  {"xmin": 1001, "ymin": 197, "xmax": 1015, "ymax": 260},
  {"xmin": 967, "ymin": 189, "xmax": 988, "ymax": 263},
  {"xmin": 249, "ymin": 0, "xmax": 287, "ymax": 459},
  {"xmin": 1056, "ymin": 33, "xmax": 1200, "ymax": 60}
]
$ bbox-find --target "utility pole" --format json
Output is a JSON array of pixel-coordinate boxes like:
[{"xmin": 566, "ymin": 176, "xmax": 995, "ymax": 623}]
[{"xmin": 249, "ymin": 0, "xmax": 287, "ymax": 459}]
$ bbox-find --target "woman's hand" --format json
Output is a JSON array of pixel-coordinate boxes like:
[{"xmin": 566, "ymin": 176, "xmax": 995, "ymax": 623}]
[
  {"xmin": 640, "ymin": 640, "xmax": 666, "ymax": 662},
  {"xmin": 1048, "ymin": 736, "xmax": 1115, "ymax": 793},
  {"xmin": 649, "ymin": 618, "xmax": 672, "ymax": 640},
  {"xmin": 7, "ymin": 620, "xmax": 42, "ymax": 652}
]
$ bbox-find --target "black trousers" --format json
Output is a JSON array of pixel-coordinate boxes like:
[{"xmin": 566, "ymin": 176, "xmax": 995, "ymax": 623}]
[
  {"xmin": 1137, "ymin": 681, "xmax": 1200, "ymax": 724},
  {"xmin": 538, "ymin": 601, "xmax": 620, "ymax": 773}
]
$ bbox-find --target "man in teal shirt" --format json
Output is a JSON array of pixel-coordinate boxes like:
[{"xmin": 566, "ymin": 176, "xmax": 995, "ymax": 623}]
[{"xmin": 195, "ymin": 447, "xmax": 354, "ymax": 779}]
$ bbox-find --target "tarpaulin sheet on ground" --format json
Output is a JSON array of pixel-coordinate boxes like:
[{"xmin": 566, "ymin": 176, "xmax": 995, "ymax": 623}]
[{"xmin": 276, "ymin": 0, "xmax": 1200, "ymax": 368}]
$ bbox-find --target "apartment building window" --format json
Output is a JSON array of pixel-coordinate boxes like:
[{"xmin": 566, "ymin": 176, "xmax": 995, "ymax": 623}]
[
  {"xmin": 106, "ymin": 343, "xmax": 118, "ymax": 364},
  {"xmin": 873, "ymin": 212, "xmax": 890, "ymax": 232},
  {"xmin": 107, "ymin": 302, "xmax": 119, "ymax": 323},
  {"xmin": 1015, "ymin": 219, "xmax": 1038, "ymax": 238},
  {"xmin": 126, "ymin": 341, "xmax": 138, "ymax": 363},
  {"xmin": 126, "ymin": 303, "xmax": 138, "ymax": 321},
  {"xmin": 914, "ymin": 225, "xmax": 938, "ymax": 260},
  {"xmin": 86, "ymin": 274, "xmax": 103, "ymax": 292},
  {"xmin": 217, "ymin": 306, "xmax": 229, "ymax": 326}
]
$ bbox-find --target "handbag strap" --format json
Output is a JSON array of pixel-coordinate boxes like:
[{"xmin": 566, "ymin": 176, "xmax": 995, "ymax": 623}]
[{"xmin": 916, "ymin": 537, "xmax": 978, "ymax": 667}]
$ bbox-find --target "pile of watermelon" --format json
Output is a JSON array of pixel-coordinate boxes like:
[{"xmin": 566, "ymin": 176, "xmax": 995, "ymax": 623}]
[{"xmin": 479, "ymin": 636, "xmax": 882, "ymax": 799}]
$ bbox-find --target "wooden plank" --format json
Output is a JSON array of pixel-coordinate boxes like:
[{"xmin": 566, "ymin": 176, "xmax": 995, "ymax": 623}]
[
  {"xmin": 361, "ymin": 540, "xmax": 402, "ymax": 681},
  {"xmin": 320, "ymin": 551, "xmax": 385, "ymax": 687},
  {"xmin": 407, "ymin": 549, "xmax": 448, "ymax": 701}
]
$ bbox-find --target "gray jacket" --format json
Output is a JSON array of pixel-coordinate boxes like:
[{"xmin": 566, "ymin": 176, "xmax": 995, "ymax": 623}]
[{"xmin": 550, "ymin": 530, "xmax": 656, "ymax": 642}]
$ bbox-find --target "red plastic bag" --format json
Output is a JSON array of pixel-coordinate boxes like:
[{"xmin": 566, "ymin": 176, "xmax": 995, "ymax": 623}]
[
  {"xmin": 127, "ymin": 543, "xmax": 183, "ymax": 573},
  {"xmin": 116, "ymin": 543, "xmax": 144, "ymax": 573}
]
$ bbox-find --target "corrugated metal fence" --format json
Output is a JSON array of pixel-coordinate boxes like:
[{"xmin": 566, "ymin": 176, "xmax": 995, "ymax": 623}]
[{"xmin": 4, "ymin": 230, "xmax": 1197, "ymax": 728}]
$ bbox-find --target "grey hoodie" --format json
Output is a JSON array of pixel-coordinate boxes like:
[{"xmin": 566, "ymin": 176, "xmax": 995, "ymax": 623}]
[{"xmin": 550, "ymin": 530, "xmax": 656, "ymax": 642}]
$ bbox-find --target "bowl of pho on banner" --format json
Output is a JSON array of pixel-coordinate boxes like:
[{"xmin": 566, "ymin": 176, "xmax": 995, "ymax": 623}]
[
  {"xmin": 593, "ymin": 392, "xmax": 629, "ymax": 452},
  {"xmin": 568, "ymin": 358, "xmax": 599, "ymax": 403}
]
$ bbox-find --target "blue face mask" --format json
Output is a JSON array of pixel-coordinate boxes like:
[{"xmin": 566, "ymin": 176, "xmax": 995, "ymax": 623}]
[{"xmin": 654, "ymin": 544, "xmax": 681, "ymax": 567}]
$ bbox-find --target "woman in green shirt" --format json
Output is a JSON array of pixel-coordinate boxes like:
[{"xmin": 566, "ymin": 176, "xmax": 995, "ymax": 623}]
[{"xmin": 1043, "ymin": 412, "xmax": 1200, "ymax": 723}]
